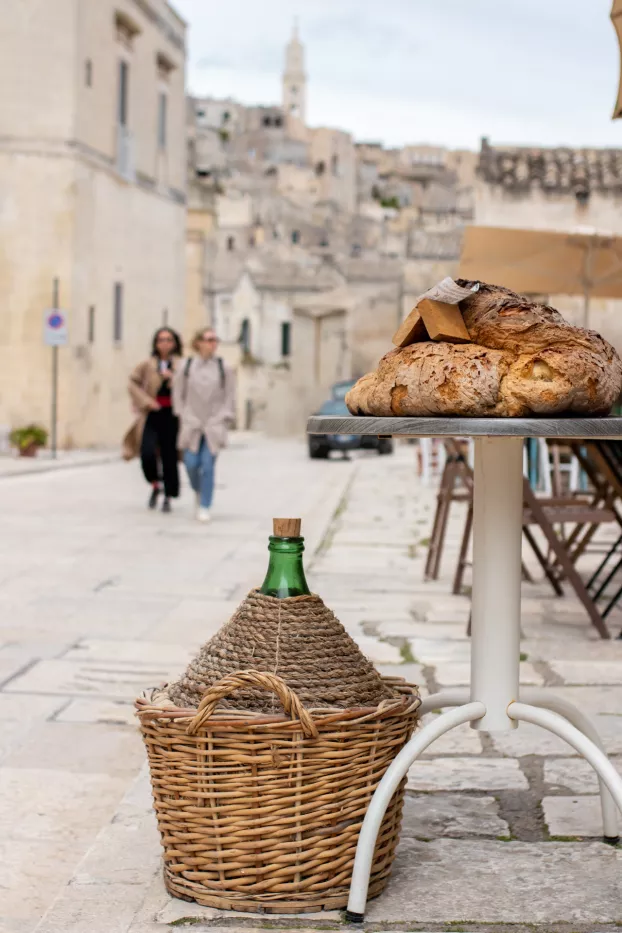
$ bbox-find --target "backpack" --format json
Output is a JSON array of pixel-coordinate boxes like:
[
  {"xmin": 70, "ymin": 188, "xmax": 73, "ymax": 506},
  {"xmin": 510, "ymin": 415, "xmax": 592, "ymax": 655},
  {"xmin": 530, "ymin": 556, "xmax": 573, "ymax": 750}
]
[{"xmin": 181, "ymin": 356, "xmax": 225, "ymax": 403}]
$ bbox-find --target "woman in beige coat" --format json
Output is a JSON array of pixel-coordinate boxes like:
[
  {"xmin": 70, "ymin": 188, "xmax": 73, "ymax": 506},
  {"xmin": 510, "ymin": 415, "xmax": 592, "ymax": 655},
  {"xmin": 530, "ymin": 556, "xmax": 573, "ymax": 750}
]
[
  {"xmin": 172, "ymin": 327, "xmax": 236, "ymax": 523},
  {"xmin": 123, "ymin": 328, "xmax": 183, "ymax": 512}
]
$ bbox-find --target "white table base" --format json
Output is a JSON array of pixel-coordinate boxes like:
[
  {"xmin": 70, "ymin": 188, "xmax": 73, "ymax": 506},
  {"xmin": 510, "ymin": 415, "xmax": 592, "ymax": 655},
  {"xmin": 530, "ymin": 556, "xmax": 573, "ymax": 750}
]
[{"xmin": 345, "ymin": 435, "xmax": 622, "ymax": 922}]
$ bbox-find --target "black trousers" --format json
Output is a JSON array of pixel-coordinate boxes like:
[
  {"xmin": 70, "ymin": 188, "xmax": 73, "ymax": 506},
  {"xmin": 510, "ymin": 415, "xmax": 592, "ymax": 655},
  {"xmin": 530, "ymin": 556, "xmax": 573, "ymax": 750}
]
[{"xmin": 140, "ymin": 408, "xmax": 180, "ymax": 498}]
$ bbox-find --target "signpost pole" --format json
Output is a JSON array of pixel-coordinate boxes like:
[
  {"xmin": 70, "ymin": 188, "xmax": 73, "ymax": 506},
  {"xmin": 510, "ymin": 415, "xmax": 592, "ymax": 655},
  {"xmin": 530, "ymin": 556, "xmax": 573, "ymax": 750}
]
[
  {"xmin": 43, "ymin": 281, "xmax": 68, "ymax": 459},
  {"xmin": 51, "ymin": 278, "xmax": 59, "ymax": 459}
]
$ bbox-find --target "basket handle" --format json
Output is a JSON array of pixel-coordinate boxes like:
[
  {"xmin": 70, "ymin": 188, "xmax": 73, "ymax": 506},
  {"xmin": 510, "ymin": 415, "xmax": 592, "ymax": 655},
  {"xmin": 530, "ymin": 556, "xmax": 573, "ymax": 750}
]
[{"xmin": 186, "ymin": 670, "xmax": 319, "ymax": 739}]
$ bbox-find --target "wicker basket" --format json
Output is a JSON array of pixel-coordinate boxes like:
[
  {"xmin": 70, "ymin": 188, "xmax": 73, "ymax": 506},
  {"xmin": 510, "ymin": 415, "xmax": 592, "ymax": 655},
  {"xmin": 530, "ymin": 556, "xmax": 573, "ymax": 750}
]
[{"xmin": 137, "ymin": 670, "xmax": 420, "ymax": 913}]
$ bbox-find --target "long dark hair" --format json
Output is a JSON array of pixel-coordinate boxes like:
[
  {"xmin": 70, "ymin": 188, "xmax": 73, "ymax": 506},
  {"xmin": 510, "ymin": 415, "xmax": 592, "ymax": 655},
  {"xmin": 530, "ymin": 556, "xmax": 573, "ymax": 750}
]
[{"xmin": 151, "ymin": 327, "xmax": 183, "ymax": 358}]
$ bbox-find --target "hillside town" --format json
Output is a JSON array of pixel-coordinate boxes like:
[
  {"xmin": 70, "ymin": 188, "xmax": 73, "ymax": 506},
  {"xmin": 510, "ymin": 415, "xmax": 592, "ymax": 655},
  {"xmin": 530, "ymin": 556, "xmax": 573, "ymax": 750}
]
[{"xmin": 4, "ymin": 3, "xmax": 622, "ymax": 447}]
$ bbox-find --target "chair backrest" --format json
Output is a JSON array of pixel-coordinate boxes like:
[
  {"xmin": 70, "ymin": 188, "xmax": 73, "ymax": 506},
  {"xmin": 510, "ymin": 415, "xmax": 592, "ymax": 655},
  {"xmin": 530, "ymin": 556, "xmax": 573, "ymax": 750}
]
[
  {"xmin": 417, "ymin": 438, "xmax": 447, "ymax": 485},
  {"xmin": 534, "ymin": 439, "xmax": 582, "ymax": 497}
]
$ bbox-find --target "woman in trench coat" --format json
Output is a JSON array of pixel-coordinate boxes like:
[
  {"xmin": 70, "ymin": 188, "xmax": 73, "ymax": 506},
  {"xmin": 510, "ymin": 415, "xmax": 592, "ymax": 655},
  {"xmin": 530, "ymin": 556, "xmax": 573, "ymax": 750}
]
[{"xmin": 123, "ymin": 328, "xmax": 183, "ymax": 512}]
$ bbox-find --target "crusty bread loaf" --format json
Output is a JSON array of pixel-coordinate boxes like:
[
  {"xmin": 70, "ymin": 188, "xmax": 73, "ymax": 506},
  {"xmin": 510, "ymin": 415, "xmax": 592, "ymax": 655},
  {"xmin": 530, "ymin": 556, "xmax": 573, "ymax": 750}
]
[{"xmin": 346, "ymin": 281, "xmax": 622, "ymax": 418}]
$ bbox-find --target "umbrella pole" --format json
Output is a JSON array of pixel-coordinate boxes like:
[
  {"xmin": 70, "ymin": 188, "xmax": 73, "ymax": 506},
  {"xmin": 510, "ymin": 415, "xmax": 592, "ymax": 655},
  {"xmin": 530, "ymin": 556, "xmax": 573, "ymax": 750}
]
[
  {"xmin": 583, "ymin": 289, "xmax": 591, "ymax": 329},
  {"xmin": 581, "ymin": 240, "xmax": 594, "ymax": 329}
]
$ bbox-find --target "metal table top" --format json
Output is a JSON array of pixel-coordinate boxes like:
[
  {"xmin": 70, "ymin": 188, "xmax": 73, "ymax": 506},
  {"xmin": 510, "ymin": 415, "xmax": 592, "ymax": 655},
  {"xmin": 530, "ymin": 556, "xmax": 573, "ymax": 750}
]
[{"xmin": 307, "ymin": 415, "xmax": 622, "ymax": 440}]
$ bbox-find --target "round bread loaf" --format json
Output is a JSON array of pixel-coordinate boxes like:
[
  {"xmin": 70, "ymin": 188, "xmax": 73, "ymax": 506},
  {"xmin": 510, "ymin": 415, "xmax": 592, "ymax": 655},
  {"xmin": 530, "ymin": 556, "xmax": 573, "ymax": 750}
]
[{"xmin": 346, "ymin": 281, "xmax": 622, "ymax": 418}]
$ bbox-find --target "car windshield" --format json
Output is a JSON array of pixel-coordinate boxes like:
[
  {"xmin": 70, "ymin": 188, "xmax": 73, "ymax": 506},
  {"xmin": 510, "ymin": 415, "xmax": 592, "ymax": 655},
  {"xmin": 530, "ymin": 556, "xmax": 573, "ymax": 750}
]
[
  {"xmin": 331, "ymin": 381, "xmax": 356, "ymax": 401},
  {"xmin": 318, "ymin": 399, "xmax": 349, "ymax": 416}
]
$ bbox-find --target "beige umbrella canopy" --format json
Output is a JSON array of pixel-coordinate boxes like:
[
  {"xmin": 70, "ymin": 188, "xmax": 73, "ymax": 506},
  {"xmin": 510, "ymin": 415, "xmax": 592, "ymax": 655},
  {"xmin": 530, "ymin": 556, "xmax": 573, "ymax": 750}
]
[
  {"xmin": 458, "ymin": 224, "xmax": 622, "ymax": 326},
  {"xmin": 612, "ymin": 0, "xmax": 622, "ymax": 118}
]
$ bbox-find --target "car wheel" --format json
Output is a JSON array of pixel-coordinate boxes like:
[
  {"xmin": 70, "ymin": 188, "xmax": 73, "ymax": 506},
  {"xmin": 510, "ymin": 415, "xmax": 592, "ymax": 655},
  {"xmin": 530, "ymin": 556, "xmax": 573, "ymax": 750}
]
[
  {"xmin": 309, "ymin": 440, "xmax": 329, "ymax": 459},
  {"xmin": 378, "ymin": 439, "xmax": 393, "ymax": 455}
]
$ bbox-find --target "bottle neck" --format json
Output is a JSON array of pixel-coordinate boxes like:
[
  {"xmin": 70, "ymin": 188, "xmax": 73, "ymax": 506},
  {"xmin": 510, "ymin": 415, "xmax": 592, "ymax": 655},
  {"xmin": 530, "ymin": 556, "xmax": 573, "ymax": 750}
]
[{"xmin": 260, "ymin": 536, "xmax": 311, "ymax": 598}]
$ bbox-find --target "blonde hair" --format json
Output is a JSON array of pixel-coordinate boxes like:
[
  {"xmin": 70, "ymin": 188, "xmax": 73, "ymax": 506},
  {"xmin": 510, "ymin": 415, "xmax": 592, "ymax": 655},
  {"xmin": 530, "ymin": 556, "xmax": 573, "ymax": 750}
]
[{"xmin": 191, "ymin": 327, "xmax": 217, "ymax": 352}]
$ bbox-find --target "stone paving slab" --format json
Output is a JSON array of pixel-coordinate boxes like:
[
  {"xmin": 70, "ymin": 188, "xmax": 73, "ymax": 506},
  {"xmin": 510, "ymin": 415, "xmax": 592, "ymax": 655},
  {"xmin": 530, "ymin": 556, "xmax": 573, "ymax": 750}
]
[
  {"xmin": 372, "ymin": 620, "xmax": 429, "ymax": 637},
  {"xmin": 365, "ymin": 839, "xmax": 622, "ymax": 924},
  {"xmin": 323, "ymin": 602, "xmax": 413, "ymax": 623},
  {"xmin": 56, "ymin": 698, "xmax": 136, "ymax": 726},
  {"xmin": 308, "ymin": 572, "xmax": 425, "ymax": 595},
  {"xmin": 491, "ymin": 715, "xmax": 622, "ymax": 757},
  {"xmin": 409, "ymin": 636, "xmax": 471, "ymax": 663},
  {"xmin": 0, "ymin": 638, "xmax": 76, "ymax": 663},
  {"xmin": 0, "ymin": 655, "xmax": 40, "ymax": 687},
  {"xmin": 4, "ymin": 659, "xmax": 179, "ymax": 701},
  {"xmin": 315, "ymin": 543, "xmax": 418, "ymax": 565},
  {"xmin": 407, "ymin": 756, "xmax": 528, "ymax": 791},
  {"xmin": 0, "ymin": 719, "xmax": 42, "ymax": 764},
  {"xmin": 3, "ymin": 720, "xmax": 144, "ymax": 775},
  {"xmin": 549, "ymin": 658, "xmax": 622, "ymax": 684},
  {"xmin": 331, "ymin": 529, "xmax": 416, "ymax": 547},
  {"xmin": 523, "ymin": 637, "xmax": 622, "ymax": 661},
  {"xmin": 402, "ymin": 793, "xmax": 509, "ymax": 838},
  {"xmin": 0, "ymin": 692, "xmax": 67, "ymax": 723},
  {"xmin": 376, "ymin": 662, "xmax": 425, "ymax": 685},
  {"xmin": 351, "ymin": 635, "xmax": 402, "ymax": 664},
  {"xmin": 157, "ymin": 596, "xmax": 237, "ymax": 625},
  {"xmin": 0, "ymin": 767, "xmax": 128, "ymax": 933},
  {"xmin": 417, "ymin": 717, "xmax": 483, "ymax": 756},
  {"xmin": 407, "ymin": 621, "xmax": 469, "ymax": 640},
  {"xmin": 544, "ymin": 757, "xmax": 622, "ymax": 794},
  {"xmin": 545, "ymin": 685, "xmax": 622, "ymax": 714},
  {"xmin": 543, "ymin": 794, "xmax": 611, "ymax": 838},
  {"xmin": 410, "ymin": 597, "xmax": 471, "ymax": 623},
  {"xmin": 60, "ymin": 639, "xmax": 194, "ymax": 666},
  {"xmin": 522, "ymin": 619, "xmax": 611, "ymax": 641},
  {"xmin": 423, "ymin": 607, "xmax": 471, "ymax": 626},
  {"xmin": 434, "ymin": 660, "xmax": 543, "ymax": 686}
]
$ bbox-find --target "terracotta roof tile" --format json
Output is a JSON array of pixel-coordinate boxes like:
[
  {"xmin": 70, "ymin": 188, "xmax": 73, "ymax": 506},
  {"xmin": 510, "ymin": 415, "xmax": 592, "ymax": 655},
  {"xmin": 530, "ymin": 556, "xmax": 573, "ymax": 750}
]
[{"xmin": 478, "ymin": 140, "xmax": 622, "ymax": 194}]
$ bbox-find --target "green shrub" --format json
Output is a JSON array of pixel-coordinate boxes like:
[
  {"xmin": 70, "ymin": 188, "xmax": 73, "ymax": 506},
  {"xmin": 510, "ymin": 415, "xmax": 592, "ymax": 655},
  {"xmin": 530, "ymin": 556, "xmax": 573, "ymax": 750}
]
[{"xmin": 9, "ymin": 424, "xmax": 48, "ymax": 450}]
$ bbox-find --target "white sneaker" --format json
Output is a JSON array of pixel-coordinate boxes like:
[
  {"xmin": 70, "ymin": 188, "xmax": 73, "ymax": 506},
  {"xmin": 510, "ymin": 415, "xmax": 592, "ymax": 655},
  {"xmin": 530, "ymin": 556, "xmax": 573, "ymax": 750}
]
[{"xmin": 197, "ymin": 507, "xmax": 211, "ymax": 523}]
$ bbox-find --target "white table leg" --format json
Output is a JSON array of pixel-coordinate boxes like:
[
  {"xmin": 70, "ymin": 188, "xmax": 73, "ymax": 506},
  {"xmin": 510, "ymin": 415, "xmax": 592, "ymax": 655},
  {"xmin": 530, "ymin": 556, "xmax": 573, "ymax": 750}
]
[
  {"xmin": 508, "ymin": 702, "xmax": 622, "ymax": 827},
  {"xmin": 418, "ymin": 689, "xmax": 468, "ymax": 715},
  {"xmin": 471, "ymin": 436, "xmax": 523, "ymax": 730},
  {"xmin": 345, "ymin": 702, "xmax": 486, "ymax": 923},
  {"xmin": 420, "ymin": 688, "xmax": 619, "ymax": 842},
  {"xmin": 521, "ymin": 687, "xmax": 619, "ymax": 842}
]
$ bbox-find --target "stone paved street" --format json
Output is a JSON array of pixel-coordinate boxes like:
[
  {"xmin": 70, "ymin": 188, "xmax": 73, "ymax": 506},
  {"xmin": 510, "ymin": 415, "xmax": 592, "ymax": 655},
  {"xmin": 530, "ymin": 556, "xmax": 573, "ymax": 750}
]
[{"xmin": 1, "ymin": 435, "xmax": 621, "ymax": 933}]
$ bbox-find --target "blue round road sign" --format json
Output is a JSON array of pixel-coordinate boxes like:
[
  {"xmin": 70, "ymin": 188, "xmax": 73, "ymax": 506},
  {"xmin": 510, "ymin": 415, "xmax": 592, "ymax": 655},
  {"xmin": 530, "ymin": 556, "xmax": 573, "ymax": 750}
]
[{"xmin": 48, "ymin": 312, "xmax": 64, "ymax": 329}]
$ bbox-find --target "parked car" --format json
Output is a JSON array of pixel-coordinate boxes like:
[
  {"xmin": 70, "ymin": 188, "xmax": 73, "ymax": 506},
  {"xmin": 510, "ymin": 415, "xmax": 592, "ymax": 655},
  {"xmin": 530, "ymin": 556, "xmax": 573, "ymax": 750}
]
[
  {"xmin": 308, "ymin": 397, "xmax": 393, "ymax": 459},
  {"xmin": 331, "ymin": 379, "xmax": 356, "ymax": 401}
]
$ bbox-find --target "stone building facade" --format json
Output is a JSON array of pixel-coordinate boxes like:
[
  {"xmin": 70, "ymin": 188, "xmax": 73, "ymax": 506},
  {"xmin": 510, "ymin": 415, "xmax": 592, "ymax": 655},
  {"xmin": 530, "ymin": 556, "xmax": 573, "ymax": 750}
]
[{"xmin": 0, "ymin": 0, "xmax": 187, "ymax": 447}]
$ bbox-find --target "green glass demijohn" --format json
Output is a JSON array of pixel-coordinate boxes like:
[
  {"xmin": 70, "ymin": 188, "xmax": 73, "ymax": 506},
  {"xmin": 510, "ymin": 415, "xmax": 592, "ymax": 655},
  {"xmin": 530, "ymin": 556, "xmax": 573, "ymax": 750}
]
[{"xmin": 259, "ymin": 518, "xmax": 311, "ymax": 598}]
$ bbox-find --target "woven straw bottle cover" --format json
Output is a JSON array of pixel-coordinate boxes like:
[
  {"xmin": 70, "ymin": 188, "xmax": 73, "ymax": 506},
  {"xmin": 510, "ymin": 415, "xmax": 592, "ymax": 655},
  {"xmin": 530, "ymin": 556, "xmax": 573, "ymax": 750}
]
[{"xmin": 166, "ymin": 514, "xmax": 399, "ymax": 711}]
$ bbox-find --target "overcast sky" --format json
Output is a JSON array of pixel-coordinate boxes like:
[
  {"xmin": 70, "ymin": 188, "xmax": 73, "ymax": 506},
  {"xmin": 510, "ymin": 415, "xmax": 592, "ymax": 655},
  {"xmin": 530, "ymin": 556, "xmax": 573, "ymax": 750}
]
[{"xmin": 173, "ymin": 0, "xmax": 622, "ymax": 151}]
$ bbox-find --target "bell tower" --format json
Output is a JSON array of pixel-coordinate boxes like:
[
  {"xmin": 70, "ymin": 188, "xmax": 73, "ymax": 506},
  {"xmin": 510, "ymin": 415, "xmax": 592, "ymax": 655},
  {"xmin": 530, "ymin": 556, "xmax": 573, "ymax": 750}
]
[{"xmin": 282, "ymin": 20, "xmax": 306, "ymax": 124}]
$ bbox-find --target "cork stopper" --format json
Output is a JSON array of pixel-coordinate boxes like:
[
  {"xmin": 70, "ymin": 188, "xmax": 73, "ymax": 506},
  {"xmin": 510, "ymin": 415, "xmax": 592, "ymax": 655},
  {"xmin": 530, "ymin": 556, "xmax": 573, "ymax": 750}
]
[{"xmin": 273, "ymin": 518, "xmax": 301, "ymax": 537}]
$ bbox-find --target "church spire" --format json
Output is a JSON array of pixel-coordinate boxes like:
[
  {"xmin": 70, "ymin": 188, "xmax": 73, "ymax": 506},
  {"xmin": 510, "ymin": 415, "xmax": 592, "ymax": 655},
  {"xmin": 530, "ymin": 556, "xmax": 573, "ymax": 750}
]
[{"xmin": 282, "ymin": 20, "xmax": 306, "ymax": 124}]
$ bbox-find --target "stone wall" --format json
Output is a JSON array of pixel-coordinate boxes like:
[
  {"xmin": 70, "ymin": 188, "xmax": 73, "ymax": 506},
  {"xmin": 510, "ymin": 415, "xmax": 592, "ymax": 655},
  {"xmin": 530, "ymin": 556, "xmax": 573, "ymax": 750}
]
[{"xmin": 474, "ymin": 182, "xmax": 622, "ymax": 236}]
